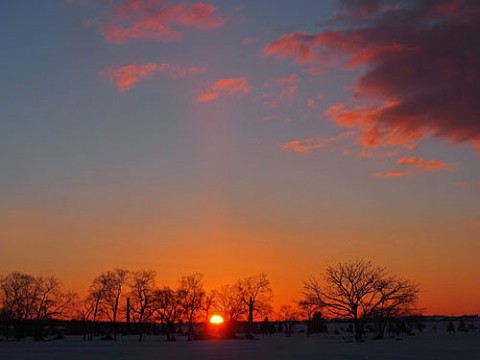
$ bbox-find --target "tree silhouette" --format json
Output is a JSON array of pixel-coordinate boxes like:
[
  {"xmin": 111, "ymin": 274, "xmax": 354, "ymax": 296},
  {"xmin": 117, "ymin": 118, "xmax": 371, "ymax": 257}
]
[
  {"xmin": 304, "ymin": 259, "xmax": 418, "ymax": 341},
  {"xmin": 0, "ymin": 272, "xmax": 75, "ymax": 340},
  {"xmin": 298, "ymin": 282, "xmax": 324, "ymax": 337},
  {"xmin": 214, "ymin": 283, "xmax": 245, "ymax": 337},
  {"xmin": 129, "ymin": 269, "xmax": 157, "ymax": 341},
  {"xmin": 237, "ymin": 273, "xmax": 273, "ymax": 338},
  {"xmin": 178, "ymin": 273, "xmax": 205, "ymax": 341},
  {"xmin": 156, "ymin": 286, "xmax": 182, "ymax": 341},
  {"xmin": 90, "ymin": 269, "xmax": 129, "ymax": 341}
]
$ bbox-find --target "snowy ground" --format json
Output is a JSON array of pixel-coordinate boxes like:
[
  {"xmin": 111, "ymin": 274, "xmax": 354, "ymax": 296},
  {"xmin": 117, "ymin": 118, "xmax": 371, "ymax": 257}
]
[{"xmin": 1, "ymin": 329, "xmax": 479, "ymax": 359}]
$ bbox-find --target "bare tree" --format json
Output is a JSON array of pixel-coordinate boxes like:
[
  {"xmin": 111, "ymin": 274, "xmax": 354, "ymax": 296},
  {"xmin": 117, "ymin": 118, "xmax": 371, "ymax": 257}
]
[
  {"xmin": 91, "ymin": 269, "xmax": 129, "ymax": 341},
  {"xmin": 237, "ymin": 273, "xmax": 273, "ymax": 338},
  {"xmin": 214, "ymin": 283, "xmax": 245, "ymax": 338},
  {"xmin": 178, "ymin": 273, "xmax": 205, "ymax": 340},
  {"xmin": 203, "ymin": 290, "xmax": 216, "ymax": 324},
  {"xmin": 80, "ymin": 291, "xmax": 102, "ymax": 340},
  {"xmin": 373, "ymin": 276, "xmax": 419, "ymax": 339},
  {"xmin": 0, "ymin": 273, "xmax": 75, "ymax": 340},
  {"xmin": 33, "ymin": 277, "xmax": 76, "ymax": 320},
  {"xmin": 155, "ymin": 286, "xmax": 182, "ymax": 341},
  {"xmin": 31, "ymin": 276, "xmax": 77, "ymax": 339},
  {"xmin": 129, "ymin": 269, "xmax": 157, "ymax": 341},
  {"xmin": 0, "ymin": 273, "xmax": 38, "ymax": 326},
  {"xmin": 305, "ymin": 259, "xmax": 418, "ymax": 341},
  {"xmin": 215, "ymin": 283, "xmax": 245, "ymax": 322},
  {"xmin": 83, "ymin": 278, "xmax": 107, "ymax": 340}
]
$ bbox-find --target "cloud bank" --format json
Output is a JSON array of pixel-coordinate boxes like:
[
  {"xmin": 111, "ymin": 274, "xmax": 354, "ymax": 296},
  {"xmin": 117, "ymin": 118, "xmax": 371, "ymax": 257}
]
[{"xmin": 264, "ymin": 0, "xmax": 480, "ymax": 150}]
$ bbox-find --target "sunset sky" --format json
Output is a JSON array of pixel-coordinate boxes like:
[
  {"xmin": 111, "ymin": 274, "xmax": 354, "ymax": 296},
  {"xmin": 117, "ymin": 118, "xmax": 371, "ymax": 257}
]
[{"xmin": 1, "ymin": 0, "xmax": 479, "ymax": 315}]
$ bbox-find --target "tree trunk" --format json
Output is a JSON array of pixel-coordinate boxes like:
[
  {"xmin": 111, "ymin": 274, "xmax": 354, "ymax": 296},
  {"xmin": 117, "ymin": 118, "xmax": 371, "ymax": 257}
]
[
  {"xmin": 377, "ymin": 319, "xmax": 387, "ymax": 340},
  {"xmin": 247, "ymin": 297, "xmax": 254, "ymax": 339},
  {"xmin": 354, "ymin": 321, "xmax": 364, "ymax": 342}
]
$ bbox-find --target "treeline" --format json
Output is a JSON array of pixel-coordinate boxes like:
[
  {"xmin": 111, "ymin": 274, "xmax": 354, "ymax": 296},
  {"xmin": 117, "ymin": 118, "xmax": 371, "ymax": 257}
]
[
  {"xmin": 0, "ymin": 259, "xmax": 420, "ymax": 342},
  {"xmin": 0, "ymin": 271, "xmax": 273, "ymax": 341}
]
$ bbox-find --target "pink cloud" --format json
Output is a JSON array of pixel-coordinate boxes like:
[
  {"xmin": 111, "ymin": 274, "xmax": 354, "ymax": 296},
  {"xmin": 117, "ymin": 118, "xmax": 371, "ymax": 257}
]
[
  {"xmin": 102, "ymin": 2, "xmax": 184, "ymax": 44},
  {"xmin": 87, "ymin": 0, "xmax": 227, "ymax": 44},
  {"xmin": 177, "ymin": 2, "xmax": 227, "ymax": 30},
  {"xmin": 105, "ymin": 64, "xmax": 157, "ymax": 91},
  {"xmin": 282, "ymin": 131, "xmax": 353, "ymax": 153},
  {"xmin": 258, "ymin": 74, "xmax": 300, "ymax": 109},
  {"xmin": 263, "ymin": 32, "xmax": 324, "ymax": 63},
  {"xmin": 263, "ymin": 0, "xmax": 480, "ymax": 151},
  {"xmin": 197, "ymin": 77, "xmax": 251, "ymax": 103},
  {"xmin": 307, "ymin": 97, "xmax": 316, "ymax": 109},
  {"xmin": 279, "ymin": 85, "xmax": 298, "ymax": 101},
  {"xmin": 241, "ymin": 37, "xmax": 257, "ymax": 45},
  {"xmin": 104, "ymin": 63, "xmax": 203, "ymax": 91},
  {"xmin": 324, "ymin": 102, "xmax": 423, "ymax": 149},
  {"xmin": 397, "ymin": 156, "xmax": 451, "ymax": 171},
  {"xmin": 307, "ymin": 93, "xmax": 324, "ymax": 109},
  {"xmin": 211, "ymin": 77, "xmax": 250, "ymax": 94},
  {"xmin": 282, "ymin": 138, "xmax": 327, "ymax": 153},
  {"xmin": 274, "ymin": 73, "xmax": 299, "ymax": 85},
  {"xmin": 373, "ymin": 171, "xmax": 407, "ymax": 178},
  {"xmin": 156, "ymin": 63, "xmax": 204, "ymax": 78},
  {"xmin": 197, "ymin": 90, "xmax": 220, "ymax": 103}
]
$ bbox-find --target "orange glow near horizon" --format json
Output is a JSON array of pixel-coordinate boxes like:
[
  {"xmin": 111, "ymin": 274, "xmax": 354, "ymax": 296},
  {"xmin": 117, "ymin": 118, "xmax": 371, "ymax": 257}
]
[{"xmin": 1, "ymin": 205, "xmax": 479, "ymax": 316}]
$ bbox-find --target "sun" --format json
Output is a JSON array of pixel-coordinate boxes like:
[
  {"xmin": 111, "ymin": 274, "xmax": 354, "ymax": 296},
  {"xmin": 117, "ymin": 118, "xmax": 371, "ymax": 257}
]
[{"xmin": 209, "ymin": 314, "xmax": 224, "ymax": 325}]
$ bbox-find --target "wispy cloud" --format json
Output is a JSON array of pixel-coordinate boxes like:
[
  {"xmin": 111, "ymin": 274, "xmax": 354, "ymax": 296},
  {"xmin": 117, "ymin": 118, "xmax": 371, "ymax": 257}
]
[
  {"xmin": 104, "ymin": 63, "xmax": 203, "ymax": 91},
  {"xmin": 177, "ymin": 2, "xmax": 227, "ymax": 29},
  {"xmin": 397, "ymin": 156, "xmax": 451, "ymax": 171},
  {"xmin": 84, "ymin": 0, "xmax": 228, "ymax": 44},
  {"xmin": 263, "ymin": 32, "xmax": 323, "ymax": 63},
  {"xmin": 282, "ymin": 131, "xmax": 353, "ymax": 153},
  {"xmin": 258, "ymin": 74, "xmax": 300, "ymax": 109},
  {"xmin": 274, "ymin": 73, "xmax": 298, "ymax": 85},
  {"xmin": 373, "ymin": 171, "xmax": 406, "ymax": 178},
  {"xmin": 241, "ymin": 37, "xmax": 257, "ymax": 45},
  {"xmin": 307, "ymin": 92, "xmax": 324, "ymax": 110},
  {"xmin": 373, "ymin": 156, "xmax": 451, "ymax": 179},
  {"xmin": 197, "ymin": 77, "xmax": 251, "ymax": 103},
  {"xmin": 282, "ymin": 138, "xmax": 327, "ymax": 153}
]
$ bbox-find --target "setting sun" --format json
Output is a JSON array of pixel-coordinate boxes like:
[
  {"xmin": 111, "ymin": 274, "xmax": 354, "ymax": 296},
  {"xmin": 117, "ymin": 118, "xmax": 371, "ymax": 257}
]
[{"xmin": 209, "ymin": 315, "xmax": 224, "ymax": 325}]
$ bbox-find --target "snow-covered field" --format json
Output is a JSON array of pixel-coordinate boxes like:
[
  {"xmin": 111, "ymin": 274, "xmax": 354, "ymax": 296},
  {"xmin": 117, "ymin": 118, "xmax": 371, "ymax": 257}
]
[{"xmin": 1, "ymin": 329, "xmax": 479, "ymax": 359}]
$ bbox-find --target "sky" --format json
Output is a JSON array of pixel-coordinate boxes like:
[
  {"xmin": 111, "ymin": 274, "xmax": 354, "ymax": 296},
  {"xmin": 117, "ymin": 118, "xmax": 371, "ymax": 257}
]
[{"xmin": 0, "ymin": 0, "xmax": 479, "ymax": 315}]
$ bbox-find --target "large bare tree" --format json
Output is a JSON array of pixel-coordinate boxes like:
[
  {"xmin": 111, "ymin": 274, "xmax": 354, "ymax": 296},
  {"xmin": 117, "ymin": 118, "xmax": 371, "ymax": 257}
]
[{"xmin": 304, "ymin": 259, "xmax": 418, "ymax": 341}]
